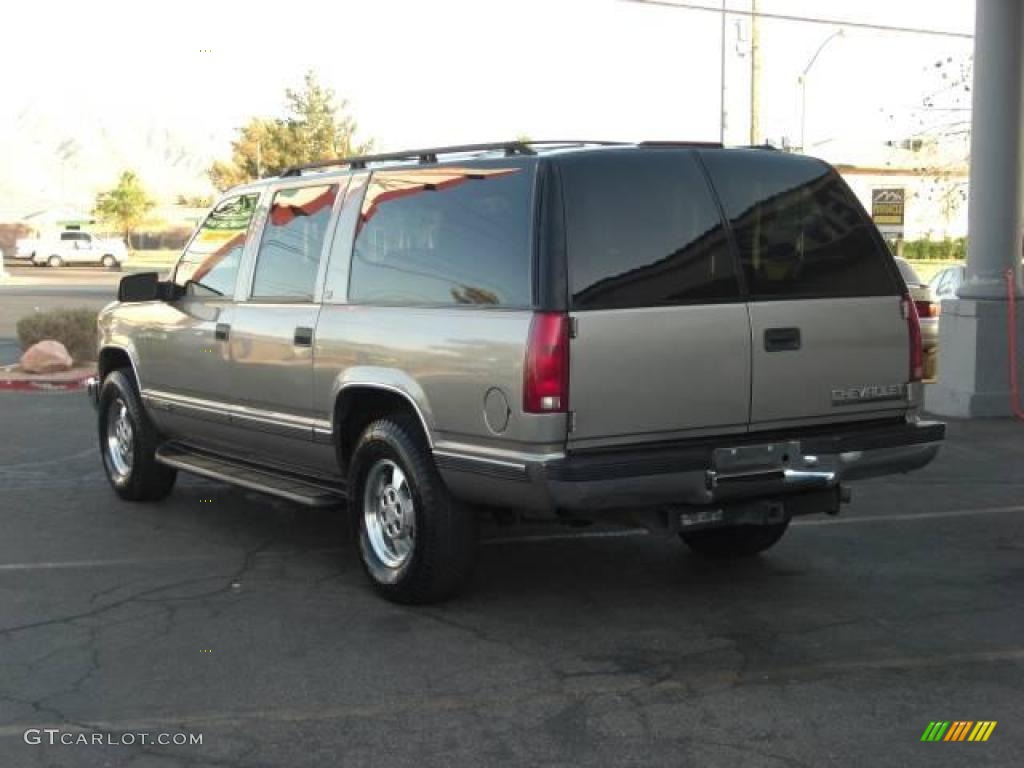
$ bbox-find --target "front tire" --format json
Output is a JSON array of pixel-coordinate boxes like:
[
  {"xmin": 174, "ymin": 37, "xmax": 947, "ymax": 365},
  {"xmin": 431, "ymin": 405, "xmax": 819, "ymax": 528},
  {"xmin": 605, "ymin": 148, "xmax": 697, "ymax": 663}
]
[
  {"xmin": 681, "ymin": 520, "xmax": 790, "ymax": 559},
  {"xmin": 98, "ymin": 370, "xmax": 176, "ymax": 501},
  {"xmin": 348, "ymin": 416, "xmax": 477, "ymax": 604},
  {"xmin": 101, "ymin": 254, "xmax": 119, "ymax": 268},
  {"xmin": 47, "ymin": 255, "xmax": 62, "ymax": 267}
]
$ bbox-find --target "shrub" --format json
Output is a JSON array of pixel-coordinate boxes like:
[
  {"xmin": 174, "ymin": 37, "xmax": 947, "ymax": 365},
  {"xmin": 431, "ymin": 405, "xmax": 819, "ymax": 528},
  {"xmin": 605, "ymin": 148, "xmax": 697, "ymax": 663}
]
[
  {"xmin": 16, "ymin": 308, "xmax": 99, "ymax": 363},
  {"xmin": 899, "ymin": 237, "xmax": 966, "ymax": 261},
  {"xmin": 0, "ymin": 222, "xmax": 32, "ymax": 258}
]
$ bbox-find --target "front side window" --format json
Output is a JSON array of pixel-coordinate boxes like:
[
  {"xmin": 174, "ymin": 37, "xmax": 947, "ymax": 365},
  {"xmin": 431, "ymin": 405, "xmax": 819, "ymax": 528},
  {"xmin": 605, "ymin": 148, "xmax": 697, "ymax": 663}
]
[
  {"xmin": 701, "ymin": 151, "xmax": 898, "ymax": 299},
  {"xmin": 348, "ymin": 164, "xmax": 533, "ymax": 307},
  {"xmin": 251, "ymin": 184, "xmax": 338, "ymax": 300},
  {"xmin": 174, "ymin": 194, "xmax": 259, "ymax": 297},
  {"xmin": 561, "ymin": 150, "xmax": 739, "ymax": 310}
]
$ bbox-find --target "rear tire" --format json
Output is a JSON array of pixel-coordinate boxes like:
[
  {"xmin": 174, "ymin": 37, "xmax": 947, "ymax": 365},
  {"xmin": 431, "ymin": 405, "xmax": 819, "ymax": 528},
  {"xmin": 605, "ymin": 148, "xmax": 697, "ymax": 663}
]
[
  {"xmin": 348, "ymin": 415, "xmax": 477, "ymax": 604},
  {"xmin": 681, "ymin": 520, "xmax": 790, "ymax": 559},
  {"xmin": 47, "ymin": 255, "xmax": 62, "ymax": 267},
  {"xmin": 98, "ymin": 370, "xmax": 176, "ymax": 501}
]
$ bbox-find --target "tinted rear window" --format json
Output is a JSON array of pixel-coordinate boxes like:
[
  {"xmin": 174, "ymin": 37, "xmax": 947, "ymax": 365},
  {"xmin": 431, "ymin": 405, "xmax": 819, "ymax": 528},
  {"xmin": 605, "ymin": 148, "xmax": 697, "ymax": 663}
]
[
  {"xmin": 348, "ymin": 163, "xmax": 533, "ymax": 307},
  {"xmin": 701, "ymin": 151, "xmax": 898, "ymax": 298},
  {"xmin": 561, "ymin": 150, "xmax": 739, "ymax": 310}
]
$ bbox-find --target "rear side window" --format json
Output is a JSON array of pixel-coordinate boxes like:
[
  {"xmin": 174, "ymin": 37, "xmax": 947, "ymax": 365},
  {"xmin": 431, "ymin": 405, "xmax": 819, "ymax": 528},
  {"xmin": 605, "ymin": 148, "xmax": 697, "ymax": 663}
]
[
  {"xmin": 175, "ymin": 193, "xmax": 259, "ymax": 297},
  {"xmin": 348, "ymin": 164, "xmax": 533, "ymax": 307},
  {"xmin": 251, "ymin": 184, "xmax": 338, "ymax": 300},
  {"xmin": 701, "ymin": 151, "xmax": 898, "ymax": 298},
  {"xmin": 560, "ymin": 150, "xmax": 739, "ymax": 310}
]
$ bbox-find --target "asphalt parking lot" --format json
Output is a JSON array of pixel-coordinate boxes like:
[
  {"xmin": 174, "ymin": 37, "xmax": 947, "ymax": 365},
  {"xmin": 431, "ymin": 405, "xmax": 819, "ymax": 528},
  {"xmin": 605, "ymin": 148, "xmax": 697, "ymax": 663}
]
[{"xmin": 1, "ymin": 390, "xmax": 1023, "ymax": 767}]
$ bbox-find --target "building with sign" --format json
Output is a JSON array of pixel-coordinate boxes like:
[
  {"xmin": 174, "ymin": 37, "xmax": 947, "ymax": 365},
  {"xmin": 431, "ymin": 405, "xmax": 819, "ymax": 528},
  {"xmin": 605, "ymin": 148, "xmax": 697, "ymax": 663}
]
[{"xmin": 838, "ymin": 165, "xmax": 968, "ymax": 241}]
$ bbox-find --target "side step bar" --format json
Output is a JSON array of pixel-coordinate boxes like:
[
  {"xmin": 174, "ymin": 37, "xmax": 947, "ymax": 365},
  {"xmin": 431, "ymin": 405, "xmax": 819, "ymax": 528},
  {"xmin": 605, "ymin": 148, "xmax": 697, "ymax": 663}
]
[{"xmin": 155, "ymin": 443, "xmax": 346, "ymax": 508}]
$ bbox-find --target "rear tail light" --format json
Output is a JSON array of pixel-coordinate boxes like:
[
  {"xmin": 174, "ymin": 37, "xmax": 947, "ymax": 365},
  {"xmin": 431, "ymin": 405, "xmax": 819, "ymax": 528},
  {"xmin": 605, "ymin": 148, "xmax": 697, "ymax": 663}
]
[
  {"xmin": 914, "ymin": 300, "xmax": 938, "ymax": 318},
  {"xmin": 903, "ymin": 294, "xmax": 924, "ymax": 382},
  {"xmin": 524, "ymin": 312, "xmax": 569, "ymax": 413}
]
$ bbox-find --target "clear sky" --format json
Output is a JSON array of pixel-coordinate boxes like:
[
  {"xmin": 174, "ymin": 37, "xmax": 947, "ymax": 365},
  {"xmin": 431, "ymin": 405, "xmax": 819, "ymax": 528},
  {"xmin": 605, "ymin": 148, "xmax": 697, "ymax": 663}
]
[{"xmin": 0, "ymin": 0, "xmax": 975, "ymax": 210}]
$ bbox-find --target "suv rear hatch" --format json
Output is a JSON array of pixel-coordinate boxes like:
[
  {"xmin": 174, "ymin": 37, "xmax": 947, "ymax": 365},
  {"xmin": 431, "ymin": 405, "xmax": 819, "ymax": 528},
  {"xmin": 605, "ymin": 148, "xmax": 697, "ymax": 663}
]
[
  {"xmin": 699, "ymin": 150, "xmax": 913, "ymax": 430},
  {"xmin": 555, "ymin": 149, "xmax": 752, "ymax": 450},
  {"xmin": 554, "ymin": 148, "xmax": 914, "ymax": 450}
]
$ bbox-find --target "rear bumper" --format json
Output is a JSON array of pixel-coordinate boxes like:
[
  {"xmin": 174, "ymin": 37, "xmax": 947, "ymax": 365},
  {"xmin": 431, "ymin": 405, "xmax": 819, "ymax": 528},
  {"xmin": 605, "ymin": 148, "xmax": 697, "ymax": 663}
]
[{"xmin": 436, "ymin": 420, "xmax": 944, "ymax": 517}]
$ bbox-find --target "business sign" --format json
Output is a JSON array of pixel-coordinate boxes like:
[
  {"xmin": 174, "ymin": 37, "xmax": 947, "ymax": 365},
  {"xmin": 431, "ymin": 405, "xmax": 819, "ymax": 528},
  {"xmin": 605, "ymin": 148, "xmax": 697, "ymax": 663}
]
[{"xmin": 872, "ymin": 188, "xmax": 905, "ymax": 236}]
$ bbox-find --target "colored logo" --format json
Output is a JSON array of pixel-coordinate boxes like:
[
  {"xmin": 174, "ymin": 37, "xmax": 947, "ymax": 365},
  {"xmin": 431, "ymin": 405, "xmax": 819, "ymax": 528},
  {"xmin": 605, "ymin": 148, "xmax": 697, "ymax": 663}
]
[{"xmin": 921, "ymin": 721, "xmax": 997, "ymax": 742}]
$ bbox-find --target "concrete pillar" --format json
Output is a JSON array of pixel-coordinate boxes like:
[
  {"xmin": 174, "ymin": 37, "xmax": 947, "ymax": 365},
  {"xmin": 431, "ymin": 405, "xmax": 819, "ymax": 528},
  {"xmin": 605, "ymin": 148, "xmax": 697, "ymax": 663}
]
[{"xmin": 926, "ymin": 0, "xmax": 1024, "ymax": 418}]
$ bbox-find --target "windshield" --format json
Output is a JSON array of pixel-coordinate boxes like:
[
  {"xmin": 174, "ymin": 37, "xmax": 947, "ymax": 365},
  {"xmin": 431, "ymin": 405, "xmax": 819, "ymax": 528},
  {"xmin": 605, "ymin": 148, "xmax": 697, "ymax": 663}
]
[{"xmin": 895, "ymin": 258, "xmax": 923, "ymax": 286}]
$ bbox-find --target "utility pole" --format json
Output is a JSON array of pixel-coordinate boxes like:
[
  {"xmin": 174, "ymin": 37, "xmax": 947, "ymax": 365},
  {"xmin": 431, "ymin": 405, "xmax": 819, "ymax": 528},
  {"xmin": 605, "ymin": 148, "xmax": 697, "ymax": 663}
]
[
  {"xmin": 749, "ymin": 0, "xmax": 761, "ymax": 145},
  {"xmin": 720, "ymin": 0, "xmax": 727, "ymax": 144}
]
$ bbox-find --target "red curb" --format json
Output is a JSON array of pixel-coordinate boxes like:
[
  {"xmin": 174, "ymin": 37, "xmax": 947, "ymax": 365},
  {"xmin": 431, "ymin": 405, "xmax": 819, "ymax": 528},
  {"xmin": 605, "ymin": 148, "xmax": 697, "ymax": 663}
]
[{"xmin": 0, "ymin": 374, "xmax": 93, "ymax": 392}]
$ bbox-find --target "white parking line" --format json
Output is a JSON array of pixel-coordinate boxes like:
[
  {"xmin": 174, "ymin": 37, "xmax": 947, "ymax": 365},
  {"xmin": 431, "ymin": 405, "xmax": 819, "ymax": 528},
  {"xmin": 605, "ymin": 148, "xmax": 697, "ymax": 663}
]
[
  {"xmin": 0, "ymin": 555, "xmax": 231, "ymax": 572},
  {"xmin": 1, "ymin": 645, "xmax": 1022, "ymax": 738},
  {"xmin": 0, "ymin": 504, "xmax": 1020, "ymax": 572},
  {"xmin": 488, "ymin": 503, "xmax": 1024, "ymax": 544},
  {"xmin": 793, "ymin": 503, "xmax": 1024, "ymax": 526},
  {"xmin": 0, "ymin": 549, "xmax": 344, "ymax": 573}
]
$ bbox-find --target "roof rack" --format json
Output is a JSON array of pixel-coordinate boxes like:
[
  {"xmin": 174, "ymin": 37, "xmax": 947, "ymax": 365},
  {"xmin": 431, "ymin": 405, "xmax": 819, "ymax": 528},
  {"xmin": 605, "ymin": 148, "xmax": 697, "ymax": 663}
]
[
  {"xmin": 279, "ymin": 140, "xmax": 631, "ymax": 177},
  {"xmin": 638, "ymin": 140, "xmax": 724, "ymax": 149}
]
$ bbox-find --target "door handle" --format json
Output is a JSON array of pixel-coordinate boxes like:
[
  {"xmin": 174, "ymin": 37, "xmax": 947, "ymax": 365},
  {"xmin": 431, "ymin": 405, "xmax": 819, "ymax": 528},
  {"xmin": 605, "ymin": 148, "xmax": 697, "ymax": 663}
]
[
  {"xmin": 215, "ymin": 323, "xmax": 230, "ymax": 341},
  {"xmin": 294, "ymin": 326, "xmax": 314, "ymax": 347},
  {"xmin": 764, "ymin": 327, "xmax": 801, "ymax": 352}
]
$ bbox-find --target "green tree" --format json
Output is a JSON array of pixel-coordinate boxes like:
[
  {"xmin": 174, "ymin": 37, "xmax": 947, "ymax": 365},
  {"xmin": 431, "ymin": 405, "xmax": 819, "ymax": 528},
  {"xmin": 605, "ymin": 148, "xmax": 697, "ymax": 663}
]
[
  {"xmin": 209, "ymin": 71, "xmax": 373, "ymax": 190},
  {"xmin": 175, "ymin": 193, "xmax": 214, "ymax": 208},
  {"xmin": 93, "ymin": 171, "xmax": 155, "ymax": 247}
]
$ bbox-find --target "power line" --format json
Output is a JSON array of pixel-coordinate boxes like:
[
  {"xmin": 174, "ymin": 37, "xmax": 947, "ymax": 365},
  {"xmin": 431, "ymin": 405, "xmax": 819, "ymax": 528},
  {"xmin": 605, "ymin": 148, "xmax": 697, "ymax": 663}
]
[{"xmin": 620, "ymin": 0, "xmax": 974, "ymax": 39}]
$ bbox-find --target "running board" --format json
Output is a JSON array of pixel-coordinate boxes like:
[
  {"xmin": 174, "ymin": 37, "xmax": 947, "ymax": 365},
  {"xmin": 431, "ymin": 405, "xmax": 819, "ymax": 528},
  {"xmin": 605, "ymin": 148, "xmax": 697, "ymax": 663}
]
[{"xmin": 155, "ymin": 443, "xmax": 346, "ymax": 508}]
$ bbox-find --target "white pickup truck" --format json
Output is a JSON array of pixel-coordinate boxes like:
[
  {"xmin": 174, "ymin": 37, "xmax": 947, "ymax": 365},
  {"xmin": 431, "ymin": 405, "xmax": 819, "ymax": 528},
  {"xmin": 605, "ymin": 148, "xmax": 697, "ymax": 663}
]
[{"xmin": 16, "ymin": 231, "xmax": 127, "ymax": 268}]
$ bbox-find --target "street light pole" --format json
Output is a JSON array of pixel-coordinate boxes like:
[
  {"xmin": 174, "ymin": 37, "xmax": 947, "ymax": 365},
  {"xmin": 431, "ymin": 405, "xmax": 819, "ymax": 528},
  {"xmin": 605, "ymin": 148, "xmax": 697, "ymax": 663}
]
[{"xmin": 798, "ymin": 28, "xmax": 844, "ymax": 152}]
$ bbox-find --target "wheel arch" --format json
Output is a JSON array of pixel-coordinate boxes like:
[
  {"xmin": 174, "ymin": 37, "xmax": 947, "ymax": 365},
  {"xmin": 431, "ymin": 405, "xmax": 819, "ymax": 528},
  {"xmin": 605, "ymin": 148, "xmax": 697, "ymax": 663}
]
[
  {"xmin": 334, "ymin": 383, "xmax": 433, "ymax": 472},
  {"xmin": 98, "ymin": 345, "xmax": 142, "ymax": 389}
]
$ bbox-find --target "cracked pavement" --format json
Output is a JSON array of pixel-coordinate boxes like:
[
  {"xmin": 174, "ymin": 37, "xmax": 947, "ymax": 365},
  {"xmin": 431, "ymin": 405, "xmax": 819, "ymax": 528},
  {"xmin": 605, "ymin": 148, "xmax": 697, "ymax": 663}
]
[{"xmin": 1, "ymin": 390, "xmax": 1023, "ymax": 766}]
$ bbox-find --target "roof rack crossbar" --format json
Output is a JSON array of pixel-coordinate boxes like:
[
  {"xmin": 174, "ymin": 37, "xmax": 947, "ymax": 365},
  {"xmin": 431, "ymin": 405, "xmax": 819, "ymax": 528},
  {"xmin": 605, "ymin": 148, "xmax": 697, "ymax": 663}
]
[
  {"xmin": 279, "ymin": 140, "xmax": 642, "ymax": 177},
  {"xmin": 521, "ymin": 140, "xmax": 631, "ymax": 147}
]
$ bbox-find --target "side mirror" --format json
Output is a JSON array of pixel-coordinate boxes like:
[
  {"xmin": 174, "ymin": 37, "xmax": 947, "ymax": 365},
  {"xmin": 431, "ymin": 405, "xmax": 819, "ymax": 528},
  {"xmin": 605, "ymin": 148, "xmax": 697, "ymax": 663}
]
[{"xmin": 118, "ymin": 272, "xmax": 162, "ymax": 302}]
